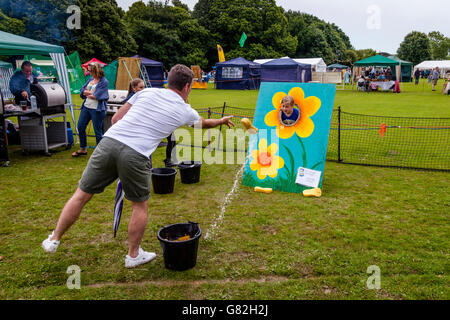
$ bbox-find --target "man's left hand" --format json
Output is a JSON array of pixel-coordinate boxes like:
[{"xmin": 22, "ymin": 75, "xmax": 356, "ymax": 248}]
[{"xmin": 221, "ymin": 116, "xmax": 235, "ymax": 128}]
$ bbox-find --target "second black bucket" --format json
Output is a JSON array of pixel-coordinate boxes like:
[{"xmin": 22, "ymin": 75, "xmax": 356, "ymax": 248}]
[
  {"xmin": 157, "ymin": 222, "xmax": 202, "ymax": 271},
  {"xmin": 178, "ymin": 161, "xmax": 202, "ymax": 184},
  {"xmin": 150, "ymin": 167, "xmax": 177, "ymax": 194}
]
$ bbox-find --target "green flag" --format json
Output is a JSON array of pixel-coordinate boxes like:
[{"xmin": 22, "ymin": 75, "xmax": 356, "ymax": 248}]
[{"xmin": 239, "ymin": 32, "xmax": 247, "ymax": 48}]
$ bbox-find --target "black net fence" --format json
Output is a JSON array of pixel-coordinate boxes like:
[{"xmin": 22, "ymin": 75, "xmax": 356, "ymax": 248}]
[
  {"xmin": 184, "ymin": 105, "xmax": 449, "ymax": 171},
  {"xmin": 327, "ymin": 108, "xmax": 450, "ymax": 171},
  {"xmin": 179, "ymin": 104, "xmax": 256, "ymax": 152}
]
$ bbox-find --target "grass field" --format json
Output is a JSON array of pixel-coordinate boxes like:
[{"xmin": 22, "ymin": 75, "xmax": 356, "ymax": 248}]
[{"xmin": 0, "ymin": 79, "xmax": 448, "ymax": 300}]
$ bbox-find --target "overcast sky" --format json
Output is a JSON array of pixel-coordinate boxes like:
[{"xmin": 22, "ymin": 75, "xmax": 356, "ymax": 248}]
[{"xmin": 116, "ymin": 0, "xmax": 449, "ymax": 54}]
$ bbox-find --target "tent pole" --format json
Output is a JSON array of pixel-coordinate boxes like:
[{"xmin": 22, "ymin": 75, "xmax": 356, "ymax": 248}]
[
  {"xmin": 63, "ymin": 49, "xmax": 79, "ymax": 144},
  {"xmin": 122, "ymin": 60, "xmax": 133, "ymax": 81}
]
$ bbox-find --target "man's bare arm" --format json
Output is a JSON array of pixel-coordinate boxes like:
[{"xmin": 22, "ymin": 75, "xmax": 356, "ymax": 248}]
[
  {"xmin": 111, "ymin": 102, "xmax": 132, "ymax": 125},
  {"xmin": 195, "ymin": 115, "xmax": 235, "ymax": 129}
]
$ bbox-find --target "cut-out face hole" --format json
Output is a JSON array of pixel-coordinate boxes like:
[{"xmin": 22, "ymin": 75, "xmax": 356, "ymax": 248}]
[{"xmin": 279, "ymin": 103, "xmax": 300, "ymax": 126}]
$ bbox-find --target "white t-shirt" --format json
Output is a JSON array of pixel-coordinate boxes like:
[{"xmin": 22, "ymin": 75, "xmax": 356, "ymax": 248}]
[
  {"xmin": 104, "ymin": 88, "xmax": 201, "ymax": 157},
  {"xmin": 84, "ymin": 82, "xmax": 98, "ymax": 109}
]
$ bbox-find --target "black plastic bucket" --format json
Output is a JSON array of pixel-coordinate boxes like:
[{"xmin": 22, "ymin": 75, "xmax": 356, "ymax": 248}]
[
  {"xmin": 178, "ymin": 161, "xmax": 202, "ymax": 184},
  {"xmin": 150, "ymin": 167, "xmax": 177, "ymax": 194},
  {"xmin": 157, "ymin": 222, "xmax": 202, "ymax": 271}
]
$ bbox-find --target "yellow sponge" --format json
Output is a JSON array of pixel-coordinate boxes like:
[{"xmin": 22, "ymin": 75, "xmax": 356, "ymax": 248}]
[
  {"xmin": 241, "ymin": 118, "xmax": 258, "ymax": 134},
  {"xmin": 303, "ymin": 188, "xmax": 322, "ymax": 197},
  {"xmin": 254, "ymin": 186, "xmax": 273, "ymax": 194}
]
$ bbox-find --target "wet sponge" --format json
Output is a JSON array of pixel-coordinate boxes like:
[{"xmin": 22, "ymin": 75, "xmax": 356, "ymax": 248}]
[
  {"xmin": 303, "ymin": 188, "xmax": 322, "ymax": 197},
  {"xmin": 254, "ymin": 187, "xmax": 273, "ymax": 194}
]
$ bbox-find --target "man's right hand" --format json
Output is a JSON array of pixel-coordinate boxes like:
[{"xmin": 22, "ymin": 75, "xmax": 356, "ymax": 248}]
[{"xmin": 21, "ymin": 91, "xmax": 29, "ymax": 100}]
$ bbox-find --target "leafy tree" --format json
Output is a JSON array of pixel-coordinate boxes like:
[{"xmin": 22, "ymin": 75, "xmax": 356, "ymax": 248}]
[
  {"xmin": 343, "ymin": 49, "xmax": 358, "ymax": 65},
  {"xmin": 428, "ymin": 31, "xmax": 450, "ymax": 60},
  {"xmin": 0, "ymin": 9, "xmax": 25, "ymax": 35},
  {"xmin": 397, "ymin": 31, "xmax": 431, "ymax": 65},
  {"xmin": 194, "ymin": 0, "xmax": 297, "ymax": 61},
  {"xmin": 66, "ymin": 0, "xmax": 138, "ymax": 62},
  {"xmin": 124, "ymin": 0, "xmax": 212, "ymax": 69},
  {"xmin": 285, "ymin": 10, "xmax": 352, "ymax": 64},
  {"xmin": 0, "ymin": 0, "xmax": 74, "ymax": 45},
  {"xmin": 355, "ymin": 48, "xmax": 377, "ymax": 61}
]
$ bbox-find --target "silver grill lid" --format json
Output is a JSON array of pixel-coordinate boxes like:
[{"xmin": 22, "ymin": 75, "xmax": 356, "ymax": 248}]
[
  {"xmin": 108, "ymin": 90, "xmax": 129, "ymax": 104},
  {"xmin": 31, "ymin": 82, "xmax": 66, "ymax": 108}
]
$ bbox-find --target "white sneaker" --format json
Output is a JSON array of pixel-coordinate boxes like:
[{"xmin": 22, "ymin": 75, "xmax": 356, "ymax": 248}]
[
  {"xmin": 125, "ymin": 247, "xmax": 156, "ymax": 269},
  {"xmin": 42, "ymin": 231, "xmax": 60, "ymax": 253}
]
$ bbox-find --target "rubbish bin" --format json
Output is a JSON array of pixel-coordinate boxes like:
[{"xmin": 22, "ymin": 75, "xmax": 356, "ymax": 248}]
[
  {"xmin": 150, "ymin": 167, "xmax": 177, "ymax": 194},
  {"xmin": 178, "ymin": 161, "xmax": 202, "ymax": 184},
  {"xmin": 157, "ymin": 222, "xmax": 202, "ymax": 271}
]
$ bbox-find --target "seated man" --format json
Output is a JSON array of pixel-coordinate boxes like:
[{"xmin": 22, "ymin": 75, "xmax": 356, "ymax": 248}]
[
  {"xmin": 9, "ymin": 61, "xmax": 38, "ymax": 105},
  {"xmin": 357, "ymin": 77, "xmax": 366, "ymax": 91}
]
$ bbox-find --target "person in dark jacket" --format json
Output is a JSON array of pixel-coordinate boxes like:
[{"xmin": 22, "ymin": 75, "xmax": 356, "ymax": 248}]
[
  {"xmin": 414, "ymin": 68, "xmax": 420, "ymax": 85},
  {"xmin": 72, "ymin": 62, "xmax": 109, "ymax": 157},
  {"xmin": 9, "ymin": 61, "xmax": 38, "ymax": 105}
]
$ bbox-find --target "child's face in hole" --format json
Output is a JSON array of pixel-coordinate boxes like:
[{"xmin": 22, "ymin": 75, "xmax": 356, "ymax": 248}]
[
  {"xmin": 133, "ymin": 82, "xmax": 145, "ymax": 92},
  {"xmin": 281, "ymin": 101, "xmax": 294, "ymax": 116}
]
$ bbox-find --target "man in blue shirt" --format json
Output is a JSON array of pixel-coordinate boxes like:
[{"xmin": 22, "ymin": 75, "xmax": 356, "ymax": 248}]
[{"xmin": 9, "ymin": 61, "xmax": 38, "ymax": 104}]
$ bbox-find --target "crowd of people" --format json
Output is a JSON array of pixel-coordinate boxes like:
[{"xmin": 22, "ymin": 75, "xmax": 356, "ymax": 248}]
[{"xmin": 414, "ymin": 67, "xmax": 441, "ymax": 91}]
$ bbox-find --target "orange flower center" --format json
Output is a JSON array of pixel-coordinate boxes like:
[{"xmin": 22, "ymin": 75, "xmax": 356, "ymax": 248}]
[{"xmin": 258, "ymin": 152, "xmax": 272, "ymax": 166}]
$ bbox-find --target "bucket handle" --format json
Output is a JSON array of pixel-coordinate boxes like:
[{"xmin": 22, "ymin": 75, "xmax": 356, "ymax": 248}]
[{"xmin": 188, "ymin": 221, "xmax": 201, "ymax": 237}]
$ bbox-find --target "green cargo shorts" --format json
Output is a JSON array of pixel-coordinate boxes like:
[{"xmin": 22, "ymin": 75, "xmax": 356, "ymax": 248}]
[{"xmin": 78, "ymin": 137, "xmax": 151, "ymax": 202}]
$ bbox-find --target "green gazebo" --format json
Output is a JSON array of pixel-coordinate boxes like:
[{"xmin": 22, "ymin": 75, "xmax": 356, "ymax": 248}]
[{"xmin": 388, "ymin": 56, "xmax": 413, "ymax": 82}]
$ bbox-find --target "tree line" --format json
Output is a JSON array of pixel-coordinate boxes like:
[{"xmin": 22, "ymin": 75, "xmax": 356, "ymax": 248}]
[{"xmin": 0, "ymin": 0, "xmax": 448, "ymax": 70}]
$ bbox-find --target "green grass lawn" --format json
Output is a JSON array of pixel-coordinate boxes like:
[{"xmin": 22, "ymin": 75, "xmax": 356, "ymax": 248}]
[{"xmin": 0, "ymin": 80, "xmax": 448, "ymax": 300}]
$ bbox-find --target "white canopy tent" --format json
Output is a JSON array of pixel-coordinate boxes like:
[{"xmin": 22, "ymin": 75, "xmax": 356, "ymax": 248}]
[
  {"xmin": 254, "ymin": 57, "xmax": 327, "ymax": 72},
  {"xmin": 414, "ymin": 60, "xmax": 450, "ymax": 78}
]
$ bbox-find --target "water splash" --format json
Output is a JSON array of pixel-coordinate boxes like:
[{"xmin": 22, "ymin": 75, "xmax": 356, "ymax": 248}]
[
  {"xmin": 204, "ymin": 134, "xmax": 257, "ymax": 241},
  {"xmin": 204, "ymin": 163, "xmax": 246, "ymax": 241}
]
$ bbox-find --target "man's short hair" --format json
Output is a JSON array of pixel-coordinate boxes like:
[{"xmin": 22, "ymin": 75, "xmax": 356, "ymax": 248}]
[
  {"xmin": 168, "ymin": 64, "xmax": 194, "ymax": 91},
  {"xmin": 21, "ymin": 61, "xmax": 33, "ymax": 69}
]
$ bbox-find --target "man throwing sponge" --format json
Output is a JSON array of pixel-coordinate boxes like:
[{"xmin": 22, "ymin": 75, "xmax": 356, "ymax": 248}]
[{"xmin": 42, "ymin": 64, "xmax": 234, "ymax": 268}]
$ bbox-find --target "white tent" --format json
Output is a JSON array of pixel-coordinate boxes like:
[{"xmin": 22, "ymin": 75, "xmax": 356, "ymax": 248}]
[
  {"xmin": 254, "ymin": 57, "xmax": 327, "ymax": 72},
  {"xmin": 414, "ymin": 60, "xmax": 450, "ymax": 77}
]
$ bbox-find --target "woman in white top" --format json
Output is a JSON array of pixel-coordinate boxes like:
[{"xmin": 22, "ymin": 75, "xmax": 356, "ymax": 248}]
[{"xmin": 72, "ymin": 62, "xmax": 109, "ymax": 157}]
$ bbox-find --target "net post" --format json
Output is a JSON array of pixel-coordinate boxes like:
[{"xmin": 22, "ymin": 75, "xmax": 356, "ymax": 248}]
[
  {"xmin": 338, "ymin": 106, "xmax": 342, "ymax": 162},
  {"xmin": 208, "ymin": 107, "xmax": 211, "ymax": 152},
  {"xmin": 217, "ymin": 102, "xmax": 226, "ymax": 150}
]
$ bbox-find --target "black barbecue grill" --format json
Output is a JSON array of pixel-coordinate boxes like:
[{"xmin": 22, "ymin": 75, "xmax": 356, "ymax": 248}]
[{"xmin": 30, "ymin": 82, "xmax": 67, "ymax": 115}]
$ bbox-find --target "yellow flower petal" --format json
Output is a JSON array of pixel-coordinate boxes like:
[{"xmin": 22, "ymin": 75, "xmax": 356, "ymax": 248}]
[
  {"xmin": 272, "ymin": 92, "xmax": 286, "ymax": 110},
  {"xmin": 288, "ymin": 87, "xmax": 305, "ymax": 106},
  {"xmin": 278, "ymin": 124, "xmax": 297, "ymax": 139},
  {"xmin": 300, "ymin": 96, "xmax": 321, "ymax": 117},
  {"xmin": 257, "ymin": 169, "xmax": 267, "ymax": 180},
  {"xmin": 296, "ymin": 117, "xmax": 315, "ymax": 138},
  {"xmin": 264, "ymin": 110, "xmax": 280, "ymax": 127},
  {"xmin": 258, "ymin": 138, "xmax": 268, "ymax": 152},
  {"xmin": 267, "ymin": 143, "xmax": 278, "ymax": 156},
  {"xmin": 272, "ymin": 155, "xmax": 284, "ymax": 169},
  {"xmin": 250, "ymin": 161, "xmax": 260, "ymax": 172},
  {"xmin": 267, "ymin": 167, "xmax": 279, "ymax": 178}
]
